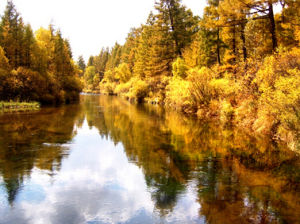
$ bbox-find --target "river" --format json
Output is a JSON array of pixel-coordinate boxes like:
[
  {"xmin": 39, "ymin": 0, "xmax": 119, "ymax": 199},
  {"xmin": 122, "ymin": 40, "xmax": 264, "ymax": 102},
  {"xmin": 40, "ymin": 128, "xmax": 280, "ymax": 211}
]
[{"xmin": 0, "ymin": 94, "xmax": 299, "ymax": 224}]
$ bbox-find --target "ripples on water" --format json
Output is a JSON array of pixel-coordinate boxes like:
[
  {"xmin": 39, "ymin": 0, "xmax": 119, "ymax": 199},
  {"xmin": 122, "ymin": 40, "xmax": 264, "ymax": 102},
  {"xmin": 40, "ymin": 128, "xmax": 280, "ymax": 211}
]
[{"xmin": 0, "ymin": 95, "xmax": 299, "ymax": 224}]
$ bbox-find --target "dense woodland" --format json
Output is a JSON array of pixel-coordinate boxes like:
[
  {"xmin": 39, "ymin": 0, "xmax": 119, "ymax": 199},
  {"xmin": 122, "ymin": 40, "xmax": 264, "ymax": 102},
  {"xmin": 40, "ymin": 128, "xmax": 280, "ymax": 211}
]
[
  {"xmin": 0, "ymin": 1, "xmax": 82, "ymax": 104},
  {"xmin": 81, "ymin": 0, "xmax": 299, "ymax": 150},
  {"xmin": 0, "ymin": 0, "xmax": 299, "ymax": 149}
]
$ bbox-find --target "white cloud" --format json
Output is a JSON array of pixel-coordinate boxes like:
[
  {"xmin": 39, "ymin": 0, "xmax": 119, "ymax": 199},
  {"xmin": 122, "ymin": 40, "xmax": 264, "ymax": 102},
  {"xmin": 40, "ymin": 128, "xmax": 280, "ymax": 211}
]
[{"xmin": 0, "ymin": 119, "xmax": 203, "ymax": 223}]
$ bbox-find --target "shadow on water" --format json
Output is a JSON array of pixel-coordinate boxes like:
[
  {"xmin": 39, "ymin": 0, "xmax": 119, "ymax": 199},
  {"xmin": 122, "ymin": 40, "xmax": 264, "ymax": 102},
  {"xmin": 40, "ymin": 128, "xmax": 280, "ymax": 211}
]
[{"xmin": 0, "ymin": 94, "xmax": 299, "ymax": 223}]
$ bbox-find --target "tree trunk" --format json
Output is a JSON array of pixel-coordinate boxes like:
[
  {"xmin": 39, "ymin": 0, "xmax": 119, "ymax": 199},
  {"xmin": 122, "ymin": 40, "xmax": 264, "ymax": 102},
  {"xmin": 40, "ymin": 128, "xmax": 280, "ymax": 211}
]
[
  {"xmin": 232, "ymin": 25, "xmax": 236, "ymax": 63},
  {"xmin": 240, "ymin": 22, "xmax": 247, "ymax": 62},
  {"xmin": 268, "ymin": 1, "xmax": 277, "ymax": 51},
  {"xmin": 167, "ymin": 1, "xmax": 182, "ymax": 57},
  {"xmin": 217, "ymin": 28, "xmax": 221, "ymax": 65}
]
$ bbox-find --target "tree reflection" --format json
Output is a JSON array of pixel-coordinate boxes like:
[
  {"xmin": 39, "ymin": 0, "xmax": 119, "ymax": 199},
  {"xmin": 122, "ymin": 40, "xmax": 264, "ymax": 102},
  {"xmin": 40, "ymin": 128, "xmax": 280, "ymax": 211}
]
[
  {"xmin": 84, "ymin": 95, "xmax": 300, "ymax": 223},
  {"xmin": 0, "ymin": 104, "xmax": 84, "ymax": 205},
  {"xmin": 83, "ymin": 96, "xmax": 189, "ymax": 215},
  {"xmin": 0, "ymin": 95, "xmax": 299, "ymax": 223}
]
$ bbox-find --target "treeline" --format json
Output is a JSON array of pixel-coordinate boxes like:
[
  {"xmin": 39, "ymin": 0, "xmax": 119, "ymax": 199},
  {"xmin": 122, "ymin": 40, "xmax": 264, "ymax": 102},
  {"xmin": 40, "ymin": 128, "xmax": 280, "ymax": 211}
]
[
  {"xmin": 82, "ymin": 0, "xmax": 299, "ymax": 149},
  {"xmin": 0, "ymin": 1, "xmax": 82, "ymax": 104}
]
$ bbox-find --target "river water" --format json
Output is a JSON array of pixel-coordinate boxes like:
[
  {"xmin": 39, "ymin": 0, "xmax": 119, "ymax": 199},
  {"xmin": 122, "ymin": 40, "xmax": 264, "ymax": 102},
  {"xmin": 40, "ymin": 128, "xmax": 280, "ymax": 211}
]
[{"xmin": 0, "ymin": 94, "xmax": 299, "ymax": 224}]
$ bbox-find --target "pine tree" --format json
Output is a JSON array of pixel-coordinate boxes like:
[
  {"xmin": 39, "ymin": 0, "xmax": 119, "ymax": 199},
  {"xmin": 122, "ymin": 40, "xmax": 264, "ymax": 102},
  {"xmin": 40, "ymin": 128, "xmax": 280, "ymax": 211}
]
[
  {"xmin": 105, "ymin": 42, "xmax": 122, "ymax": 71},
  {"xmin": 22, "ymin": 24, "xmax": 35, "ymax": 67},
  {"xmin": 155, "ymin": 0, "xmax": 198, "ymax": 57},
  {"xmin": 276, "ymin": 0, "xmax": 300, "ymax": 48},
  {"xmin": 121, "ymin": 28, "xmax": 141, "ymax": 72},
  {"xmin": 87, "ymin": 56, "xmax": 94, "ymax": 67},
  {"xmin": 0, "ymin": 0, "xmax": 25, "ymax": 68},
  {"xmin": 77, "ymin": 55, "xmax": 86, "ymax": 76},
  {"xmin": 93, "ymin": 48, "xmax": 109, "ymax": 80},
  {"xmin": 218, "ymin": 0, "xmax": 250, "ymax": 63},
  {"xmin": 202, "ymin": 0, "xmax": 224, "ymax": 65},
  {"xmin": 236, "ymin": 0, "xmax": 279, "ymax": 51}
]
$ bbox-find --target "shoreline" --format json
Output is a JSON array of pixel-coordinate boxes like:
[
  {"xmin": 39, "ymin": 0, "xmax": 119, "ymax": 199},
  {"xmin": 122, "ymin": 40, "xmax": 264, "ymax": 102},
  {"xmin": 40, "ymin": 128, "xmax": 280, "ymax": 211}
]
[
  {"xmin": 0, "ymin": 101, "xmax": 40, "ymax": 112},
  {"xmin": 83, "ymin": 92, "xmax": 299, "ymax": 152}
]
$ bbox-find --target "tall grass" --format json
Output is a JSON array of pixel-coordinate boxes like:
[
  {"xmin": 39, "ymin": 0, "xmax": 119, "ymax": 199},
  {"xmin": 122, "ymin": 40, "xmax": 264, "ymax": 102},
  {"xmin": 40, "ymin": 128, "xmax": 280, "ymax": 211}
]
[{"xmin": 0, "ymin": 101, "xmax": 40, "ymax": 112}]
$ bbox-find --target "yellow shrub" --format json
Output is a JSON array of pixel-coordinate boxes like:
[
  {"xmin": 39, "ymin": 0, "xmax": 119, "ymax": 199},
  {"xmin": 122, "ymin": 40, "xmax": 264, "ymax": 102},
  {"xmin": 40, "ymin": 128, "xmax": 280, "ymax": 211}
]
[
  {"xmin": 172, "ymin": 57, "xmax": 188, "ymax": 78},
  {"xmin": 99, "ymin": 81, "xmax": 116, "ymax": 95},
  {"xmin": 253, "ymin": 49, "xmax": 300, "ymax": 144},
  {"xmin": 234, "ymin": 97, "xmax": 257, "ymax": 130},
  {"xmin": 187, "ymin": 67, "xmax": 215, "ymax": 106},
  {"xmin": 220, "ymin": 100, "xmax": 234, "ymax": 124},
  {"xmin": 165, "ymin": 77, "xmax": 194, "ymax": 112},
  {"xmin": 115, "ymin": 81, "xmax": 131, "ymax": 96},
  {"xmin": 103, "ymin": 70, "xmax": 115, "ymax": 83},
  {"xmin": 209, "ymin": 76, "xmax": 238, "ymax": 100},
  {"xmin": 127, "ymin": 78, "xmax": 148, "ymax": 102},
  {"xmin": 114, "ymin": 63, "xmax": 132, "ymax": 83}
]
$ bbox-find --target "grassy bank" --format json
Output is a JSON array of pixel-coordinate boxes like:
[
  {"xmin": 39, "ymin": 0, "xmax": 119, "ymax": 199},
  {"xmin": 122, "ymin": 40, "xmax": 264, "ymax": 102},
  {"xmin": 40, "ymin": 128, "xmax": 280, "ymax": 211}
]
[{"xmin": 0, "ymin": 101, "xmax": 40, "ymax": 112}]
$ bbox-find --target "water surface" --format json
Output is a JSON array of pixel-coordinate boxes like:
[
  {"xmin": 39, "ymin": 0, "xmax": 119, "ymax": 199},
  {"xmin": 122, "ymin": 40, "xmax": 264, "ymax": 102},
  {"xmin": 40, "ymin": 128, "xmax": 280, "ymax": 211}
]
[{"xmin": 0, "ymin": 95, "xmax": 299, "ymax": 223}]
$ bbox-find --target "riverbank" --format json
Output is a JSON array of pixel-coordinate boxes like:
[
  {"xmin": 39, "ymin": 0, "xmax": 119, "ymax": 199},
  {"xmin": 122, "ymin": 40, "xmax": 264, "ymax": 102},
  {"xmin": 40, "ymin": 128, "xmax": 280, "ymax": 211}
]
[
  {"xmin": 85, "ymin": 89, "xmax": 299, "ymax": 153},
  {"xmin": 1, "ymin": 94, "xmax": 299, "ymax": 223},
  {"xmin": 92, "ymin": 48, "xmax": 300, "ymax": 152},
  {"xmin": 0, "ymin": 101, "xmax": 40, "ymax": 112}
]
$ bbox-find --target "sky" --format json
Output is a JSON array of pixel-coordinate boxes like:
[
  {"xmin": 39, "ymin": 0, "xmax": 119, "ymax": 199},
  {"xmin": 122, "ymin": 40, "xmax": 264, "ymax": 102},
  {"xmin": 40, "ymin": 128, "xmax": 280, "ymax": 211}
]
[{"xmin": 0, "ymin": 0, "xmax": 206, "ymax": 62}]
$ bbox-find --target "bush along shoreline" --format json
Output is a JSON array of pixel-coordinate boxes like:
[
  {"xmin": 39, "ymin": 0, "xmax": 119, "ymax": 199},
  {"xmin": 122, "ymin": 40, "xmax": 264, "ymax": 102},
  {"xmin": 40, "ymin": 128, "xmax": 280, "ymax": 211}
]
[
  {"xmin": 88, "ymin": 48, "xmax": 300, "ymax": 152},
  {"xmin": 0, "ymin": 101, "xmax": 40, "ymax": 112},
  {"xmin": 95, "ymin": 48, "xmax": 300, "ymax": 152},
  {"xmin": 84, "ymin": 47, "xmax": 300, "ymax": 152},
  {"xmin": 80, "ymin": 0, "xmax": 299, "ymax": 151},
  {"xmin": 165, "ymin": 49, "xmax": 300, "ymax": 151},
  {"xmin": 0, "ymin": 1, "xmax": 82, "ymax": 106}
]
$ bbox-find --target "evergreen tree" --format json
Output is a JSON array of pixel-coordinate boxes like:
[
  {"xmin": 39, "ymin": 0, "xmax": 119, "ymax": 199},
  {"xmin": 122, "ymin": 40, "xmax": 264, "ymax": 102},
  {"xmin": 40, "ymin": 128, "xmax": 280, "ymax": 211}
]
[
  {"xmin": 121, "ymin": 28, "xmax": 141, "ymax": 72},
  {"xmin": 202, "ymin": 0, "xmax": 224, "ymax": 65},
  {"xmin": 93, "ymin": 47, "xmax": 109, "ymax": 80},
  {"xmin": 77, "ymin": 55, "xmax": 86, "ymax": 76},
  {"xmin": 154, "ymin": 0, "xmax": 198, "ymax": 57},
  {"xmin": 105, "ymin": 42, "xmax": 122, "ymax": 71},
  {"xmin": 87, "ymin": 56, "xmax": 94, "ymax": 67},
  {"xmin": 236, "ymin": 0, "xmax": 279, "ymax": 52},
  {"xmin": 0, "ymin": 0, "xmax": 25, "ymax": 68},
  {"xmin": 0, "ymin": 2, "xmax": 82, "ymax": 103}
]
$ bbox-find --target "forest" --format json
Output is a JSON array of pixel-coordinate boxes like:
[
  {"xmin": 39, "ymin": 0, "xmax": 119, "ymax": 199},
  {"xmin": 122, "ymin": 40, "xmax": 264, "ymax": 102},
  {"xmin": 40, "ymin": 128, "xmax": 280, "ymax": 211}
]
[
  {"xmin": 81, "ymin": 0, "xmax": 299, "ymax": 150},
  {"xmin": 0, "ymin": 0, "xmax": 299, "ymax": 149},
  {"xmin": 0, "ymin": 1, "xmax": 82, "ymax": 104}
]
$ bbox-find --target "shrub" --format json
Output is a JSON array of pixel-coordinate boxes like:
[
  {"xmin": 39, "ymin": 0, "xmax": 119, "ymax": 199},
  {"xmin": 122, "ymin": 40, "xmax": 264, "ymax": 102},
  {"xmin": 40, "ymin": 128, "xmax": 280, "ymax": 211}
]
[
  {"xmin": 127, "ymin": 78, "xmax": 148, "ymax": 102},
  {"xmin": 12, "ymin": 67, "xmax": 47, "ymax": 101},
  {"xmin": 100, "ymin": 82, "xmax": 116, "ymax": 95},
  {"xmin": 172, "ymin": 57, "xmax": 188, "ymax": 79},
  {"xmin": 103, "ymin": 70, "xmax": 115, "ymax": 83},
  {"xmin": 220, "ymin": 100, "xmax": 234, "ymax": 124},
  {"xmin": 187, "ymin": 67, "xmax": 215, "ymax": 106},
  {"xmin": 234, "ymin": 97, "xmax": 257, "ymax": 131},
  {"xmin": 84, "ymin": 66, "xmax": 96, "ymax": 86},
  {"xmin": 115, "ymin": 81, "xmax": 132, "ymax": 96},
  {"xmin": 253, "ymin": 48, "xmax": 300, "ymax": 146},
  {"xmin": 209, "ymin": 75, "xmax": 238, "ymax": 101},
  {"xmin": 165, "ymin": 77, "xmax": 194, "ymax": 112},
  {"xmin": 99, "ymin": 70, "xmax": 118, "ymax": 95},
  {"xmin": 115, "ymin": 63, "xmax": 132, "ymax": 83}
]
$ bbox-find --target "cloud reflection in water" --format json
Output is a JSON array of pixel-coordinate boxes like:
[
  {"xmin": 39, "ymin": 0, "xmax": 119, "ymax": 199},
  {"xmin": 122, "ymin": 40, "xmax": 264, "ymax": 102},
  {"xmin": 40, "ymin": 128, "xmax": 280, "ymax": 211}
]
[{"xmin": 0, "ymin": 119, "xmax": 202, "ymax": 224}]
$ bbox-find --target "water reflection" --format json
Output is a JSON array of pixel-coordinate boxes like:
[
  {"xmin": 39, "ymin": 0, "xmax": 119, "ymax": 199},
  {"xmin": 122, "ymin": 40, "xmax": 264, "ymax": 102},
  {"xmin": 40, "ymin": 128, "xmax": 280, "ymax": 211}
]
[
  {"xmin": 0, "ymin": 95, "xmax": 299, "ymax": 223},
  {"xmin": 0, "ymin": 105, "xmax": 84, "ymax": 206}
]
